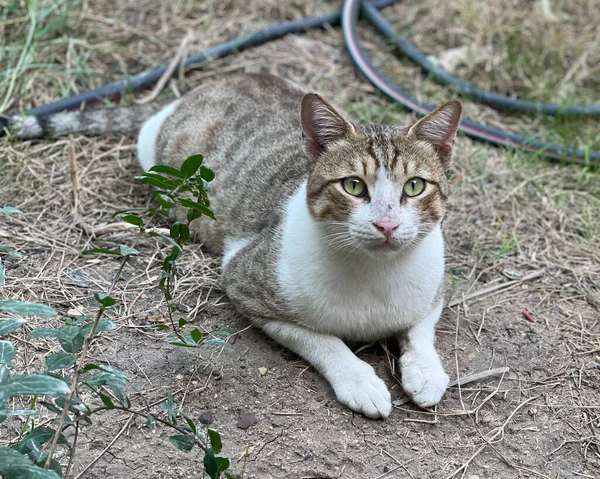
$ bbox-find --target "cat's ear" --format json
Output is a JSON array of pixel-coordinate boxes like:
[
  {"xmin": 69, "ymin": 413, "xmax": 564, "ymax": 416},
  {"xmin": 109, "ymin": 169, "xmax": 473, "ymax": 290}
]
[
  {"xmin": 408, "ymin": 100, "xmax": 462, "ymax": 168},
  {"xmin": 301, "ymin": 93, "xmax": 355, "ymax": 159}
]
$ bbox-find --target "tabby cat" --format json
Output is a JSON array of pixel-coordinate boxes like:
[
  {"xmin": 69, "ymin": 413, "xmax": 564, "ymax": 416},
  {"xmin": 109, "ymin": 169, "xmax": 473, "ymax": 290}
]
[{"xmin": 2, "ymin": 73, "xmax": 462, "ymax": 418}]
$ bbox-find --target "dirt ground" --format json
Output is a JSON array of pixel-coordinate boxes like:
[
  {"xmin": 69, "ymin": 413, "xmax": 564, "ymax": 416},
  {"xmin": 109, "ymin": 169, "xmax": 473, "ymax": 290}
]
[{"xmin": 1, "ymin": 0, "xmax": 599, "ymax": 478}]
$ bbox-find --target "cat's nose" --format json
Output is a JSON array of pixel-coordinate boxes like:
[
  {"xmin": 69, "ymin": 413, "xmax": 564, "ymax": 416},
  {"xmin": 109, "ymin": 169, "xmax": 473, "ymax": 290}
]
[{"xmin": 373, "ymin": 220, "xmax": 399, "ymax": 238}]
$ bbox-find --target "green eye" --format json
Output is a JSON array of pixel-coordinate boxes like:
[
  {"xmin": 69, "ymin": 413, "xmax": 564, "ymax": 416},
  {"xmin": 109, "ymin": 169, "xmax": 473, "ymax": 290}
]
[
  {"xmin": 343, "ymin": 177, "xmax": 367, "ymax": 197},
  {"xmin": 403, "ymin": 178, "xmax": 425, "ymax": 197}
]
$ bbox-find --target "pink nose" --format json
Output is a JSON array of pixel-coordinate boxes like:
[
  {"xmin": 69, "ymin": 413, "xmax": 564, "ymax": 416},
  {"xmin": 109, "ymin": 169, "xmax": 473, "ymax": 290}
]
[{"xmin": 373, "ymin": 220, "xmax": 399, "ymax": 238}]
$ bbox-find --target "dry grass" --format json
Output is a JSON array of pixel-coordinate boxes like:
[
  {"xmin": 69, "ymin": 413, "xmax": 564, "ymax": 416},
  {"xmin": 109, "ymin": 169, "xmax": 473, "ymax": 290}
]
[{"xmin": 1, "ymin": 0, "xmax": 599, "ymax": 477}]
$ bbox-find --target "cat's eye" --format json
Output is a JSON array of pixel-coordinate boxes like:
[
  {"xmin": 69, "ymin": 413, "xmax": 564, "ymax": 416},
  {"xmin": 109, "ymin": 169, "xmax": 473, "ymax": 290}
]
[
  {"xmin": 342, "ymin": 177, "xmax": 367, "ymax": 197},
  {"xmin": 403, "ymin": 178, "xmax": 426, "ymax": 197}
]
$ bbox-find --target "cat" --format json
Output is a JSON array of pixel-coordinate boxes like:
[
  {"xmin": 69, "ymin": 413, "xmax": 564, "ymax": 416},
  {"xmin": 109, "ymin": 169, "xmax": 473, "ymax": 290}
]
[{"xmin": 2, "ymin": 73, "xmax": 462, "ymax": 418}]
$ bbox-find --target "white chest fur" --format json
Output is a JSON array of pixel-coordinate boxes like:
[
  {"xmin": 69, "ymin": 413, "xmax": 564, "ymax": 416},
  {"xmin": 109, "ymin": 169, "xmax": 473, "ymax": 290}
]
[{"xmin": 276, "ymin": 183, "xmax": 445, "ymax": 341}]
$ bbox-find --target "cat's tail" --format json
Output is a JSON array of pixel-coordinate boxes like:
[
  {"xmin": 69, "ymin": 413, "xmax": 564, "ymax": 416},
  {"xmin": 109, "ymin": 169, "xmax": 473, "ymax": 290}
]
[{"xmin": 0, "ymin": 103, "xmax": 166, "ymax": 139}]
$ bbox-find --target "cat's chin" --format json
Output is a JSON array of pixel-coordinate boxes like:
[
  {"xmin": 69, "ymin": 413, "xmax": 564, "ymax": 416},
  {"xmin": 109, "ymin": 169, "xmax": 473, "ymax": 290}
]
[{"xmin": 361, "ymin": 239, "xmax": 411, "ymax": 259}]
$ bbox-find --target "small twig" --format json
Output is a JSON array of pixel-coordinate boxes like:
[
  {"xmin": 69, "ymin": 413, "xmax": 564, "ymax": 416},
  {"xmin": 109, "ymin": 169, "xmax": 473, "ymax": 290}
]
[
  {"xmin": 393, "ymin": 367, "xmax": 510, "ymax": 406},
  {"xmin": 445, "ymin": 396, "xmax": 537, "ymax": 479},
  {"xmin": 73, "ymin": 415, "xmax": 134, "ymax": 479},
  {"xmin": 68, "ymin": 142, "xmax": 79, "ymax": 214},
  {"xmin": 447, "ymin": 271, "xmax": 544, "ymax": 308},
  {"xmin": 84, "ymin": 404, "xmax": 207, "ymax": 451},
  {"xmin": 78, "ymin": 221, "xmax": 170, "ymax": 238},
  {"xmin": 135, "ymin": 31, "xmax": 193, "ymax": 104},
  {"xmin": 63, "ymin": 420, "xmax": 79, "ymax": 479}
]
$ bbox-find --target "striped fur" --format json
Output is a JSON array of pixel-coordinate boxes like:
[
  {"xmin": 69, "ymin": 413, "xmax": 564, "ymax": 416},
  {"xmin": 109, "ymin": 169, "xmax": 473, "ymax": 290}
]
[{"xmin": 1, "ymin": 103, "xmax": 164, "ymax": 139}]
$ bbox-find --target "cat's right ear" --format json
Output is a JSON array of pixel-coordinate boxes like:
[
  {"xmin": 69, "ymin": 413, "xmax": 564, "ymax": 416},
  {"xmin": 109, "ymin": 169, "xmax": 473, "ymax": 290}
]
[{"xmin": 301, "ymin": 94, "xmax": 355, "ymax": 160}]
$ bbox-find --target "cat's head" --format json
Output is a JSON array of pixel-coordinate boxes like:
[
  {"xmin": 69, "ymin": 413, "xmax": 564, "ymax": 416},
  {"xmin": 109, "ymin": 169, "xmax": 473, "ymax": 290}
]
[{"xmin": 301, "ymin": 94, "xmax": 461, "ymax": 259}]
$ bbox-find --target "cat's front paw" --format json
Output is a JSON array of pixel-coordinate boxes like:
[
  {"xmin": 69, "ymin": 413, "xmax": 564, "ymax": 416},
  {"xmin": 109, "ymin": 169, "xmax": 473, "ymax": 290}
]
[
  {"xmin": 330, "ymin": 360, "xmax": 391, "ymax": 419},
  {"xmin": 400, "ymin": 350, "xmax": 449, "ymax": 408}
]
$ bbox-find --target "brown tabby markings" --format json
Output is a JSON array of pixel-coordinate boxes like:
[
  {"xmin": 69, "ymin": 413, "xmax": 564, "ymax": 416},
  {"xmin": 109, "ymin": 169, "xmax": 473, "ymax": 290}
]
[{"xmin": 304, "ymin": 122, "xmax": 451, "ymax": 226}]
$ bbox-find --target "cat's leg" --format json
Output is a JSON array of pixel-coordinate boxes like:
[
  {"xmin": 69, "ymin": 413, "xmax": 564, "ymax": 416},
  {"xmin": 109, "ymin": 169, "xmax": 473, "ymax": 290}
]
[
  {"xmin": 397, "ymin": 301, "xmax": 449, "ymax": 407},
  {"xmin": 263, "ymin": 320, "xmax": 391, "ymax": 419}
]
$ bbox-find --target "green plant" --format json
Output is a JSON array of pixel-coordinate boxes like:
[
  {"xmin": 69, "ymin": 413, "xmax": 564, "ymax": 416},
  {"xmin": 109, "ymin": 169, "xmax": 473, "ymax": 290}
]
[{"xmin": 0, "ymin": 155, "xmax": 234, "ymax": 478}]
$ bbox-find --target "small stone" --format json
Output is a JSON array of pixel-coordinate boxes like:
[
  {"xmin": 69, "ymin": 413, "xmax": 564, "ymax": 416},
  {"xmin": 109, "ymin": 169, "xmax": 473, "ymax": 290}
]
[
  {"xmin": 67, "ymin": 306, "xmax": 86, "ymax": 317},
  {"xmin": 237, "ymin": 410, "xmax": 257, "ymax": 430},
  {"xmin": 146, "ymin": 314, "xmax": 163, "ymax": 323},
  {"xmin": 198, "ymin": 410, "xmax": 213, "ymax": 425},
  {"xmin": 258, "ymin": 367, "xmax": 268, "ymax": 376}
]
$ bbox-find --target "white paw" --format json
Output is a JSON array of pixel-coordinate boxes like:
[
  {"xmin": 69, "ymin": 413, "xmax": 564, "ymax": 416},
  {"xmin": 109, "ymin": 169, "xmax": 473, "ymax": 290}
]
[
  {"xmin": 400, "ymin": 350, "xmax": 449, "ymax": 408},
  {"xmin": 330, "ymin": 360, "xmax": 391, "ymax": 419}
]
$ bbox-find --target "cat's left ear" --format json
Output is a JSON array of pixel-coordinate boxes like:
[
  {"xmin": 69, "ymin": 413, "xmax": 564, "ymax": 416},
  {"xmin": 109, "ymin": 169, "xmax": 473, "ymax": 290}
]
[
  {"xmin": 408, "ymin": 100, "xmax": 462, "ymax": 168},
  {"xmin": 301, "ymin": 93, "xmax": 355, "ymax": 160}
]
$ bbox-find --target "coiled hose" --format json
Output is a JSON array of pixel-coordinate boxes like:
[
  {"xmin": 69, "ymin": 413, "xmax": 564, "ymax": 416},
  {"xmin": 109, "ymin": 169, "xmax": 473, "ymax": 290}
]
[
  {"xmin": 24, "ymin": 0, "xmax": 600, "ymax": 165},
  {"xmin": 343, "ymin": 0, "xmax": 599, "ymax": 165}
]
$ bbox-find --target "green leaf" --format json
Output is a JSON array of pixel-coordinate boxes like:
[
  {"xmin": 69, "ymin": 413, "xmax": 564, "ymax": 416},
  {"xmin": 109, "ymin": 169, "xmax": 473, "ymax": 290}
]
[
  {"xmin": 16, "ymin": 426, "xmax": 68, "ymax": 454},
  {"xmin": 146, "ymin": 415, "xmax": 156, "ymax": 431},
  {"xmin": 200, "ymin": 165, "xmax": 215, "ymax": 182},
  {"xmin": 177, "ymin": 198, "xmax": 215, "ymax": 220},
  {"xmin": 38, "ymin": 400, "xmax": 62, "ymax": 414},
  {"xmin": 0, "ymin": 341, "xmax": 15, "ymax": 364},
  {"xmin": 179, "ymin": 224, "xmax": 190, "ymax": 243},
  {"xmin": 0, "ymin": 318, "xmax": 26, "ymax": 336},
  {"xmin": 155, "ymin": 193, "xmax": 176, "ymax": 209},
  {"xmin": 81, "ymin": 320, "xmax": 116, "ymax": 335},
  {"xmin": 30, "ymin": 328, "xmax": 59, "ymax": 339},
  {"xmin": 119, "ymin": 244, "xmax": 139, "ymax": 256},
  {"xmin": 204, "ymin": 449, "xmax": 230, "ymax": 479},
  {"xmin": 207, "ymin": 429, "xmax": 222, "ymax": 454},
  {"xmin": 58, "ymin": 325, "xmax": 80, "ymax": 341},
  {"xmin": 149, "ymin": 324, "xmax": 169, "ymax": 330},
  {"xmin": 0, "ymin": 446, "xmax": 32, "ymax": 469},
  {"xmin": 0, "ymin": 364, "xmax": 9, "ymax": 384},
  {"xmin": 190, "ymin": 328, "xmax": 203, "ymax": 344},
  {"xmin": 0, "ymin": 408, "xmax": 39, "ymax": 416},
  {"xmin": 178, "ymin": 410, "xmax": 197, "ymax": 434},
  {"xmin": 0, "ymin": 460, "xmax": 63, "ymax": 479},
  {"xmin": 0, "ymin": 206, "xmax": 22, "ymax": 214},
  {"xmin": 81, "ymin": 247, "xmax": 120, "ymax": 256},
  {"xmin": 170, "ymin": 223, "xmax": 182, "ymax": 240},
  {"xmin": 0, "ymin": 374, "xmax": 69, "ymax": 397},
  {"xmin": 180, "ymin": 154, "xmax": 203, "ymax": 178},
  {"xmin": 54, "ymin": 394, "xmax": 89, "ymax": 415},
  {"xmin": 45, "ymin": 352, "xmax": 76, "ymax": 371},
  {"xmin": 149, "ymin": 164, "xmax": 184, "ymax": 178},
  {"xmin": 148, "ymin": 232, "xmax": 183, "ymax": 251},
  {"xmin": 135, "ymin": 173, "xmax": 179, "ymax": 190},
  {"xmin": 0, "ymin": 259, "xmax": 4, "ymax": 287},
  {"xmin": 0, "ymin": 246, "xmax": 23, "ymax": 258},
  {"xmin": 118, "ymin": 214, "xmax": 144, "ymax": 227},
  {"xmin": 0, "ymin": 300, "xmax": 56, "ymax": 317},
  {"xmin": 98, "ymin": 391, "xmax": 115, "ymax": 409},
  {"xmin": 83, "ymin": 371, "xmax": 126, "ymax": 387},
  {"xmin": 167, "ymin": 335, "xmax": 197, "ymax": 348},
  {"xmin": 94, "ymin": 293, "xmax": 115, "ymax": 307},
  {"xmin": 178, "ymin": 318, "xmax": 188, "ymax": 327},
  {"xmin": 203, "ymin": 339, "xmax": 227, "ymax": 347},
  {"xmin": 169, "ymin": 434, "xmax": 195, "ymax": 452}
]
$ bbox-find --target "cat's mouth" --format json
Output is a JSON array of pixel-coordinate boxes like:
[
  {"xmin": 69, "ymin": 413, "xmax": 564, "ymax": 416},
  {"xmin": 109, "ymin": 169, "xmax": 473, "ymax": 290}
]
[{"xmin": 364, "ymin": 239, "xmax": 402, "ymax": 253}]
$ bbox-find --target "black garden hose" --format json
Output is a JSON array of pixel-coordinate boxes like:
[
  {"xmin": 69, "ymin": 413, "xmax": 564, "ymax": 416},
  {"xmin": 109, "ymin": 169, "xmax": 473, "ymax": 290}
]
[
  {"xmin": 26, "ymin": 0, "xmax": 398, "ymax": 116},
  {"xmin": 22, "ymin": 0, "xmax": 600, "ymax": 165},
  {"xmin": 360, "ymin": 2, "xmax": 600, "ymax": 117},
  {"xmin": 342, "ymin": 0, "xmax": 600, "ymax": 165}
]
